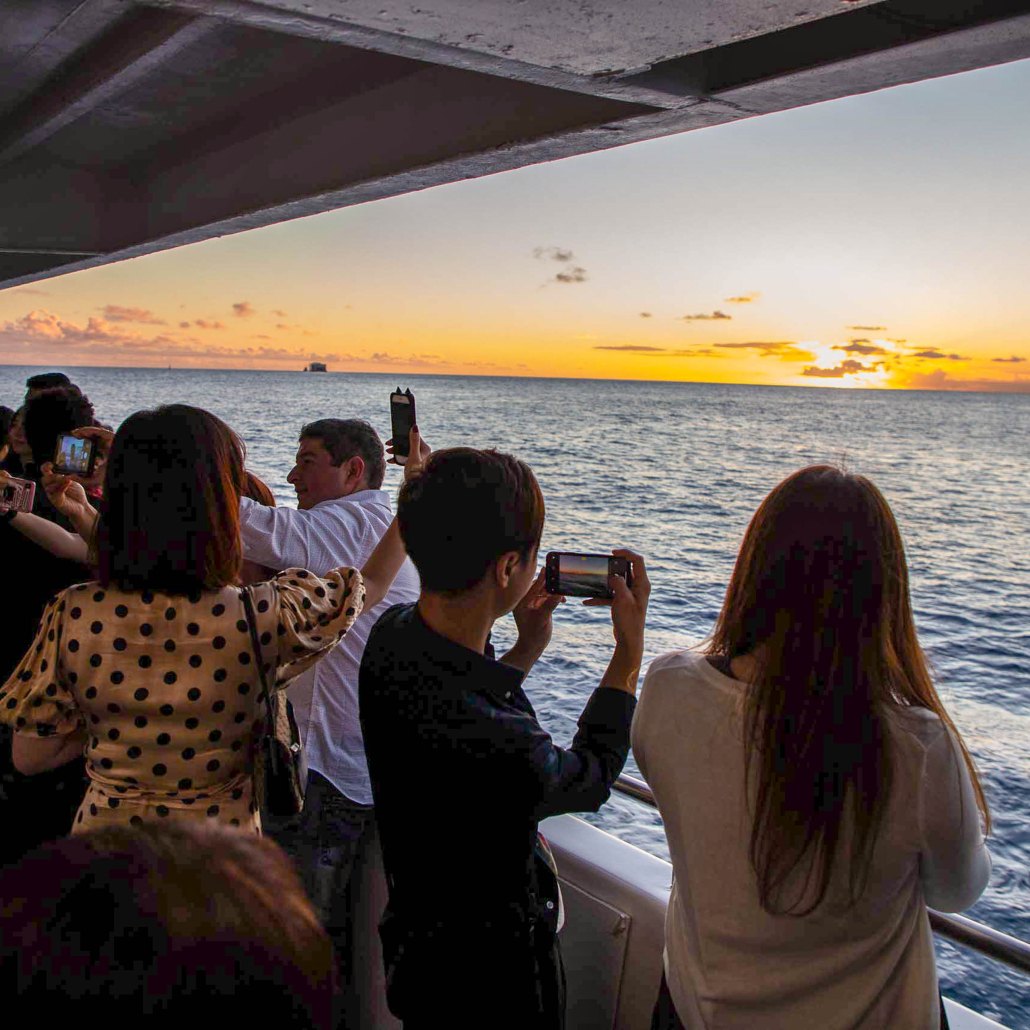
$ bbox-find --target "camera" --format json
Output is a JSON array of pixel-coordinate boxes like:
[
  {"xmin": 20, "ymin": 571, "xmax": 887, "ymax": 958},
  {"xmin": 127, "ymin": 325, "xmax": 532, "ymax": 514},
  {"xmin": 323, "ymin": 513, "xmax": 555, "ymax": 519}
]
[{"xmin": 544, "ymin": 552, "xmax": 633, "ymax": 599}]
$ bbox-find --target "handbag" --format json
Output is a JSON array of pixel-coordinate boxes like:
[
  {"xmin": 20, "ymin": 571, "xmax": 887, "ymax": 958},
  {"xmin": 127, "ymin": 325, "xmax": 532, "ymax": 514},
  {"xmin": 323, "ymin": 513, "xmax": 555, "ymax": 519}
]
[{"xmin": 240, "ymin": 586, "xmax": 306, "ymax": 817}]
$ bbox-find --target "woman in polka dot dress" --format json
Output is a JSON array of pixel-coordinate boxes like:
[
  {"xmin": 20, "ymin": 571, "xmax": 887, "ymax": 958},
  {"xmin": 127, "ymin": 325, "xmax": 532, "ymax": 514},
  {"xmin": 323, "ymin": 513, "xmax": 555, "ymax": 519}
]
[{"xmin": 0, "ymin": 405, "xmax": 422, "ymax": 834}]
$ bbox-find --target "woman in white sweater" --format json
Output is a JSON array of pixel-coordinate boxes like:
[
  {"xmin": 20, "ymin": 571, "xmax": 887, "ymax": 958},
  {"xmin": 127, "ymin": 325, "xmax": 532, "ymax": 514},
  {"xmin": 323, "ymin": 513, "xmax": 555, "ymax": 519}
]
[{"xmin": 632, "ymin": 465, "xmax": 991, "ymax": 1030}]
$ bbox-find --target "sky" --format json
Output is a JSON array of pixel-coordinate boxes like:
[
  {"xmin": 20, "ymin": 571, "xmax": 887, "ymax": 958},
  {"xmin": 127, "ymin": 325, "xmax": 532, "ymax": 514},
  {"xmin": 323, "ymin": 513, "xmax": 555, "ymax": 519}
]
[{"xmin": 1, "ymin": 56, "xmax": 1029, "ymax": 391}]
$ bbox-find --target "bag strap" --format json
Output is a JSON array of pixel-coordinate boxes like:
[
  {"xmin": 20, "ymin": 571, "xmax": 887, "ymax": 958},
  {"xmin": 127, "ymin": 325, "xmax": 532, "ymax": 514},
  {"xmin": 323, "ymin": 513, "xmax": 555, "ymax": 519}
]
[{"xmin": 240, "ymin": 586, "xmax": 276, "ymax": 733}]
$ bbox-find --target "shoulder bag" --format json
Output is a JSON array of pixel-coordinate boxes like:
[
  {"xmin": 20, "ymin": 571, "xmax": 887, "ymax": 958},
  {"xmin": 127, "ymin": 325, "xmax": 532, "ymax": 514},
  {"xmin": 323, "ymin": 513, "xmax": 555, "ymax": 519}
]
[{"xmin": 240, "ymin": 586, "xmax": 306, "ymax": 817}]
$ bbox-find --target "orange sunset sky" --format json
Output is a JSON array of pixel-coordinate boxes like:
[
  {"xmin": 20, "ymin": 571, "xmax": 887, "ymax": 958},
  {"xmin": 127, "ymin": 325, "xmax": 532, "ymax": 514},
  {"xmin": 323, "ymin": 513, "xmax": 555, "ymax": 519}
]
[{"xmin": 1, "ymin": 57, "xmax": 1029, "ymax": 392}]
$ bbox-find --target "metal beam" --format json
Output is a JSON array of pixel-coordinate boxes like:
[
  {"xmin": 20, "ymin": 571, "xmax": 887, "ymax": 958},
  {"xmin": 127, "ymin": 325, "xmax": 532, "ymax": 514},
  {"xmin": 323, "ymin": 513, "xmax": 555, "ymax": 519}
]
[{"xmin": 0, "ymin": 7, "xmax": 214, "ymax": 166}]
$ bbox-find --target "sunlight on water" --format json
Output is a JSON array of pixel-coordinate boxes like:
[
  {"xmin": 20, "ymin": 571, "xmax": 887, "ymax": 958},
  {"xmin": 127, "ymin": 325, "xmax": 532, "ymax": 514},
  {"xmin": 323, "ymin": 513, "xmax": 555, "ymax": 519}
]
[{"xmin": 4, "ymin": 366, "xmax": 1028, "ymax": 1025}]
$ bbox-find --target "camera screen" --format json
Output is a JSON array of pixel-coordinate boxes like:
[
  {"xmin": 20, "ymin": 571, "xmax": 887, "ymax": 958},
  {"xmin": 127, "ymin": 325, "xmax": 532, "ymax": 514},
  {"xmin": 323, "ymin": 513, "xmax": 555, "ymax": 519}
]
[
  {"xmin": 55, "ymin": 434, "xmax": 93, "ymax": 474},
  {"xmin": 2, "ymin": 485, "xmax": 14, "ymax": 502},
  {"xmin": 557, "ymin": 554, "xmax": 613, "ymax": 598}
]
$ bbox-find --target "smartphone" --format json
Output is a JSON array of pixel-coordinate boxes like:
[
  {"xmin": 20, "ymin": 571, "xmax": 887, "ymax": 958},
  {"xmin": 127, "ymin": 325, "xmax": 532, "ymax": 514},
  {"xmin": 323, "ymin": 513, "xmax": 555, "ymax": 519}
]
[
  {"xmin": 52, "ymin": 432, "xmax": 97, "ymax": 477},
  {"xmin": 389, "ymin": 388, "xmax": 416, "ymax": 465},
  {"xmin": 0, "ymin": 476, "xmax": 36, "ymax": 513},
  {"xmin": 544, "ymin": 552, "xmax": 633, "ymax": 599}
]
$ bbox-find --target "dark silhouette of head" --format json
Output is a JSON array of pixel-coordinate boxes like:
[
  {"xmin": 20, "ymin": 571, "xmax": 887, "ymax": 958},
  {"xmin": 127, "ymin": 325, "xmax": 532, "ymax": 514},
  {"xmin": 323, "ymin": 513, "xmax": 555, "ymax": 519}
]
[
  {"xmin": 23, "ymin": 386, "xmax": 95, "ymax": 469},
  {"xmin": 0, "ymin": 822, "xmax": 335, "ymax": 1027},
  {"xmin": 398, "ymin": 447, "xmax": 545, "ymax": 594}
]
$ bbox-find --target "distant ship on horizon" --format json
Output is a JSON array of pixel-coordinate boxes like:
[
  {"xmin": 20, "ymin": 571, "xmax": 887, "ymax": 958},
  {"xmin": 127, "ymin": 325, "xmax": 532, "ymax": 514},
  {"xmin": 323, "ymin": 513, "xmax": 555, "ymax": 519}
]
[{"xmin": 303, "ymin": 361, "xmax": 327, "ymax": 372}]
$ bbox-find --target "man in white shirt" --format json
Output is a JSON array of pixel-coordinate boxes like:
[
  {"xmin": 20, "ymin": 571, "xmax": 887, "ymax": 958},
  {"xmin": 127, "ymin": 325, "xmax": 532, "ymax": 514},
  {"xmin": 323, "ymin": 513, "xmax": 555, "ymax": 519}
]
[{"xmin": 239, "ymin": 418, "xmax": 419, "ymax": 1020}]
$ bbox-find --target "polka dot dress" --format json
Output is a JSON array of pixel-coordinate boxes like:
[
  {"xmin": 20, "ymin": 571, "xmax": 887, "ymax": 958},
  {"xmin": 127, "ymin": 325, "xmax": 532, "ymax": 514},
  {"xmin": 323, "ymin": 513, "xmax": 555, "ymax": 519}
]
[{"xmin": 0, "ymin": 567, "xmax": 363, "ymax": 833}]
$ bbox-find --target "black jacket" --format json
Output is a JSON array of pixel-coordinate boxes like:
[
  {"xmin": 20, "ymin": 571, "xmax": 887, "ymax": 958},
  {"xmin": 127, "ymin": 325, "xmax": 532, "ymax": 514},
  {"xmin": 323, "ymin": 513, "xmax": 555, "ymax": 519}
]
[{"xmin": 359, "ymin": 603, "xmax": 635, "ymax": 1027}]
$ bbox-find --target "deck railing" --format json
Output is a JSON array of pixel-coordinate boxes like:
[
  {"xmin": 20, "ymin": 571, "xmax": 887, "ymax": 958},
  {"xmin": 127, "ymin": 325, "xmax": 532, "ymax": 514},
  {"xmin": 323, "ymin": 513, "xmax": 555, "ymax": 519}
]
[{"xmin": 612, "ymin": 773, "xmax": 1030, "ymax": 975}]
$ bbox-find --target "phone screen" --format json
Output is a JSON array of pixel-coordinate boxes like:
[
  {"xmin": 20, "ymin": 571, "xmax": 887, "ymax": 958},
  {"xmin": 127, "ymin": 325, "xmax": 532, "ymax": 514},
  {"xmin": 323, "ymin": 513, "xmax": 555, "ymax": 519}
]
[
  {"xmin": 390, "ymin": 390, "xmax": 415, "ymax": 459},
  {"xmin": 557, "ymin": 554, "xmax": 616, "ymax": 598},
  {"xmin": 54, "ymin": 433, "xmax": 94, "ymax": 475}
]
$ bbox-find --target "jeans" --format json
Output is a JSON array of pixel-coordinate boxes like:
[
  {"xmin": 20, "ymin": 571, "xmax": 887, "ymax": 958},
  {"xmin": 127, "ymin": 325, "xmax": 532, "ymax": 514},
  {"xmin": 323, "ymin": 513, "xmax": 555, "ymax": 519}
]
[{"xmin": 264, "ymin": 770, "xmax": 377, "ymax": 1028}]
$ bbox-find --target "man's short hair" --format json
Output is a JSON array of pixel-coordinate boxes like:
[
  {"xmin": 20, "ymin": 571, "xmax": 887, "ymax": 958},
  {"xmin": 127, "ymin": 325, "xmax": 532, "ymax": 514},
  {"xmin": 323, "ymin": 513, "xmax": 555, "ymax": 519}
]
[
  {"xmin": 299, "ymin": 419, "xmax": 385, "ymax": 490},
  {"xmin": 23, "ymin": 386, "xmax": 95, "ymax": 468},
  {"xmin": 25, "ymin": 372, "xmax": 72, "ymax": 393},
  {"xmin": 398, "ymin": 448, "xmax": 545, "ymax": 593}
]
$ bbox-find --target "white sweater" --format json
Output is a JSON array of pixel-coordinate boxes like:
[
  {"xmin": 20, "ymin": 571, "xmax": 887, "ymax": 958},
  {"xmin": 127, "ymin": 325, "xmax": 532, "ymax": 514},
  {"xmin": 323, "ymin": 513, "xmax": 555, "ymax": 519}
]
[{"xmin": 632, "ymin": 650, "xmax": 991, "ymax": 1030}]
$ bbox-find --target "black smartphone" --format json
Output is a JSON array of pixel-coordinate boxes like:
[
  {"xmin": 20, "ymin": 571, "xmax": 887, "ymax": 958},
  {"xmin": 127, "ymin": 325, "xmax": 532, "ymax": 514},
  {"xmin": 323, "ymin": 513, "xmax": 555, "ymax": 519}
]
[
  {"xmin": 389, "ymin": 388, "xmax": 416, "ymax": 465},
  {"xmin": 52, "ymin": 432, "xmax": 97, "ymax": 477},
  {"xmin": 544, "ymin": 552, "xmax": 633, "ymax": 599}
]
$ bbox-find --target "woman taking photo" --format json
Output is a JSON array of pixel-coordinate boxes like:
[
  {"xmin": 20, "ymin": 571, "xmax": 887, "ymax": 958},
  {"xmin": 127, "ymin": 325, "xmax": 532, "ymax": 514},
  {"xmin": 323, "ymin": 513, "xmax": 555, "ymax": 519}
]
[
  {"xmin": 0, "ymin": 404, "xmax": 421, "ymax": 833},
  {"xmin": 633, "ymin": 465, "xmax": 990, "ymax": 1030}
]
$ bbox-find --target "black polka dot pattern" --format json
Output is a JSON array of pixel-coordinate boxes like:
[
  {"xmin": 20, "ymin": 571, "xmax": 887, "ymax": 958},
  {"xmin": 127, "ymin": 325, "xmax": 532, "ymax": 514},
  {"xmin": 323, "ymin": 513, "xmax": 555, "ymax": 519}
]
[{"xmin": 4, "ymin": 569, "xmax": 361, "ymax": 833}]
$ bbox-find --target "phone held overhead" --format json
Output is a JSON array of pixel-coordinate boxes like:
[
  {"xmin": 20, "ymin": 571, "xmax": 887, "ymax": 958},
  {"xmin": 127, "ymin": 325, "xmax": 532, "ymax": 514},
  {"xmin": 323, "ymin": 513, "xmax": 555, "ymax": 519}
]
[
  {"xmin": 52, "ymin": 432, "xmax": 98, "ymax": 477},
  {"xmin": 389, "ymin": 388, "xmax": 416, "ymax": 465},
  {"xmin": 544, "ymin": 552, "xmax": 633, "ymax": 599}
]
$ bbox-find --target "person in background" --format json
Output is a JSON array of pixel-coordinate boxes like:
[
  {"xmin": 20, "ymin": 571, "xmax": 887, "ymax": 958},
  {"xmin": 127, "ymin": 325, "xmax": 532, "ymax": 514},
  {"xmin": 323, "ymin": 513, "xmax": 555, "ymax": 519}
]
[
  {"xmin": 238, "ymin": 418, "xmax": 420, "ymax": 1023},
  {"xmin": 0, "ymin": 822, "xmax": 335, "ymax": 1028},
  {"xmin": 633, "ymin": 465, "xmax": 991, "ymax": 1030},
  {"xmin": 0, "ymin": 405, "xmax": 421, "ymax": 836},
  {"xmin": 24, "ymin": 371, "xmax": 72, "ymax": 400},
  {"xmin": 0, "ymin": 406, "xmax": 13, "ymax": 466},
  {"xmin": 22, "ymin": 385, "xmax": 95, "ymax": 482},
  {"xmin": 359, "ymin": 447, "xmax": 650, "ymax": 1029},
  {"xmin": 0, "ymin": 397, "xmax": 93, "ymax": 865},
  {"xmin": 1, "ymin": 407, "xmax": 32, "ymax": 477}
]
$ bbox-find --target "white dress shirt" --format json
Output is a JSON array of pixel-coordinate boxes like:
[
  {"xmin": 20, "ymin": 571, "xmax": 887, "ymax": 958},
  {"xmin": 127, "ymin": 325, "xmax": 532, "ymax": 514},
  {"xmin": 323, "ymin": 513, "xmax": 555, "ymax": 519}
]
[{"xmin": 240, "ymin": 491, "xmax": 420, "ymax": 804}]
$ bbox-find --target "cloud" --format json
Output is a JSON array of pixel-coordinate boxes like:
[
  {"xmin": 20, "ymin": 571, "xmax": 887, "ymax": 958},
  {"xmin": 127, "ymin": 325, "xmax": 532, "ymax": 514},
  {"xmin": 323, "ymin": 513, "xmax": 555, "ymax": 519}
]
[
  {"xmin": 232, "ymin": 301, "xmax": 255, "ymax": 318},
  {"xmin": 533, "ymin": 246, "xmax": 587, "ymax": 285},
  {"xmin": 593, "ymin": 345, "xmax": 666, "ymax": 352},
  {"xmin": 533, "ymin": 246, "xmax": 575, "ymax": 263},
  {"xmin": 639, "ymin": 312, "xmax": 652, "ymax": 319},
  {"xmin": 803, "ymin": 359, "xmax": 880, "ymax": 378},
  {"xmin": 195, "ymin": 319, "xmax": 226, "ymax": 330},
  {"xmin": 847, "ymin": 325, "xmax": 886, "ymax": 331},
  {"xmin": 886, "ymin": 338, "xmax": 907, "ymax": 344},
  {"xmin": 554, "ymin": 266, "xmax": 587, "ymax": 284},
  {"xmin": 901, "ymin": 369, "xmax": 1030, "ymax": 393},
  {"xmin": 992, "ymin": 355, "xmax": 1026, "ymax": 363},
  {"xmin": 13, "ymin": 287, "xmax": 49, "ymax": 296},
  {"xmin": 714, "ymin": 340, "xmax": 812, "ymax": 360},
  {"xmin": 910, "ymin": 349, "xmax": 964, "ymax": 360},
  {"xmin": 0, "ymin": 308, "xmax": 331, "ymax": 366},
  {"xmin": 835, "ymin": 340, "xmax": 889, "ymax": 356},
  {"xmin": 273, "ymin": 309, "xmax": 287, "ymax": 318},
  {"xmin": 680, "ymin": 311, "xmax": 731, "ymax": 321},
  {"xmin": 179, "ymin": 320, "xmax": 190, "ymax": 329},
  {"xmin": 724, "ymin": 292, "xmax": 760, "ymax": 304},
  {"xmin": 101, "ymin": 305, "xmax": 166, "ymax": 325}
]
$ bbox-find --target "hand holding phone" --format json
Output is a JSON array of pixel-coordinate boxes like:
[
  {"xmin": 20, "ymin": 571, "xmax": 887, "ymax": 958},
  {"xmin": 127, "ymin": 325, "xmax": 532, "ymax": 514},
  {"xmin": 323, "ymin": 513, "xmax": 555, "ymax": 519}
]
[
  {"xmin": 0, "ymin": 472, "xmax": 36, "ymax": 513},
  {"xmin": 544, "ymin": 551, "xmax": 633, "ymax": 599},
  {"xmin": 389, "ymin": 388, "xmax": 416, "ymax": 465}
]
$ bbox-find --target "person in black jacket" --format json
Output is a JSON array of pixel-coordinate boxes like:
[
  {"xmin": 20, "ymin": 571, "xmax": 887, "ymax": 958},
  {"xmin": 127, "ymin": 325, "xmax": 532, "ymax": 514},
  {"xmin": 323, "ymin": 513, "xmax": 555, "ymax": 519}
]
[{"xmin": 359, "ymin": 447, "xmax": 650, "ymax": 1029}]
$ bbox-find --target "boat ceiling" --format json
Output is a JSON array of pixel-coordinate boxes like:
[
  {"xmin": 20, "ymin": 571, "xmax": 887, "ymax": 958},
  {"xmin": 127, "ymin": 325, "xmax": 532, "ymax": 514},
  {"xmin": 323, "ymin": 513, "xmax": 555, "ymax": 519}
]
[{"xmin": 3, "ymin": 0, "xmax": 1030, "ymax": 288}]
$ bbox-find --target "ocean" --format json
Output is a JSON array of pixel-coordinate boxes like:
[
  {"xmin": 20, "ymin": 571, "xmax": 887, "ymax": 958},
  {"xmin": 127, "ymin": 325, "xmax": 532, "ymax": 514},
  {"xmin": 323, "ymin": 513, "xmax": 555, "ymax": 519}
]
[{"xmin": 4, "ymin": 365, "xmax": 1029, "ymax": 1025}]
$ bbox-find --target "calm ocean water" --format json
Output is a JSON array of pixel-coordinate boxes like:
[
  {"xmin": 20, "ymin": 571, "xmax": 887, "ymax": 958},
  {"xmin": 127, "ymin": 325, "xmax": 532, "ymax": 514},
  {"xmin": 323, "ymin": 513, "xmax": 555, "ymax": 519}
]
[{"xmin": 5, "ymin": 365, "xmax": 1029, "ymax": 1025}]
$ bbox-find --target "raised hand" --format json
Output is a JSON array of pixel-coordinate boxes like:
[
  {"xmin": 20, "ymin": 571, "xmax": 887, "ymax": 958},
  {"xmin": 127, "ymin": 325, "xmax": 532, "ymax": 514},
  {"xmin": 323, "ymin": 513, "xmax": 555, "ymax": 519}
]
[
  {"xmin": 41, "ymin": 462, "xmax": 95, "ymax": 524},
  {"xmin": 387, "ymin": 426, "xmax": 431, "ymax": 481}
]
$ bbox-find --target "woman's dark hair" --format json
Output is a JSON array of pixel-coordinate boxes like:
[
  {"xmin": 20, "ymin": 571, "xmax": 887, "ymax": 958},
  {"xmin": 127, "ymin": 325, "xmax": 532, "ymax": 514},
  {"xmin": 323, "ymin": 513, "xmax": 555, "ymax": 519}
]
[
  {"xmin": 97, "ymin": 405, "xmax": 246, "ymax": 594},
  {"xmin": 398, "ymin": 448, "xmax": 545, "ymax": 593},
  {"xmin": 300, "ymin": 418, "xmax": 385, "ymax": 490},
  {"xmin": 707, "ymin": 465, "xmax": 989, "ymax": 915},
  {"xmin": 0, "ymin": 822, "xmax": 335, "ymax": 1027},
  {"xmin": 23, "ymin": 386, "xmax": 95, "ymax": 468}
]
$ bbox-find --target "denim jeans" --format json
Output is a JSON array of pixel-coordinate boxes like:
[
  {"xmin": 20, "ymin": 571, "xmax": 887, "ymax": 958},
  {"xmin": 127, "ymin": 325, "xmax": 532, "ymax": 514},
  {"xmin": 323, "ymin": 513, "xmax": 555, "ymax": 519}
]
[{"xmin": 264, "ymin": 770, "xmax": 376, "ymax": 1028}]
